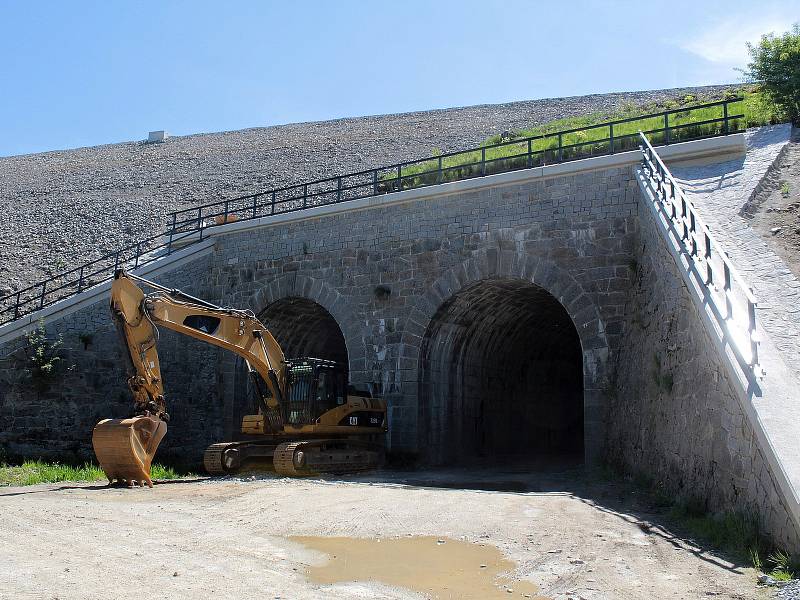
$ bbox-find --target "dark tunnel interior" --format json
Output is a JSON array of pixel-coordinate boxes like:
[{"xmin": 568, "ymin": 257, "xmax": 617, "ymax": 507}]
[
  {"xmin": 231, "ymin": 297, "xmax": 349, "ymax": 430},
  {"xmin": 259, "ymin": 297, "xmax": 349, "ymax": 366},
  {"xmin": 419, "ymin": 279, "xmax": 584, "ymax": 464}
]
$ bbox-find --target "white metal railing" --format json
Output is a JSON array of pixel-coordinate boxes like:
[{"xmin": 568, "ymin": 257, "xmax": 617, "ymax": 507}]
[{"xmin": 638, "ymin": 132, "xmax": 759, "ymax": 374}]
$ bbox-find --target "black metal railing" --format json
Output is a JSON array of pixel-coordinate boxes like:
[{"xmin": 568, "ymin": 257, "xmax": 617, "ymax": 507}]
[
  {"xmin": 165, "ymin": 97, "xmax": 744, "ymax": 234},
  {"xmin": 0, "ymin": 97, "xmax": 744, "ymax": 327},
  {"xmin": 0, "ymin": 229, "xmax": 199, "ymax": 326}
]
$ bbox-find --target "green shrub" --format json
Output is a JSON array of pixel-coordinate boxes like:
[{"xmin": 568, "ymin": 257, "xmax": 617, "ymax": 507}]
[
  {"xmin": 744, "ymin": 24, "xmax": 800, "ymax": 124},
  {"xmin": 23, "ymin": 320, "xmax": 71, "ymax": 390}
]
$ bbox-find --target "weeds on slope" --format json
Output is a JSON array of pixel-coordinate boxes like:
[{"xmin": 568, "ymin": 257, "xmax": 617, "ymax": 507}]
[
  {"xmin": 594, "ymin": 465, "xmax": 799, "ymax": 582},
  {"xmin": 388, "ymin": 87, "xmax": 787, "ymax": 188}
]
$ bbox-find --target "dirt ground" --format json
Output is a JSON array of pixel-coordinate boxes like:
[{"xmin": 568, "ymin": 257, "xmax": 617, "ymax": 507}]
[
  {"xmin": 744, "ymin": 128, "xmax": 800, "ymax": 279},
  {"xmin": 0, "ymin": 464, "xmax": 767, "ymax": 600}
]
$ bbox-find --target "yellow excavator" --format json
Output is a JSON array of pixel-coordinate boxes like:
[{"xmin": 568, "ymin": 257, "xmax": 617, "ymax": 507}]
[{"xmin": 91, "ymin": 270, "xmax": 387, "ymax": 487}]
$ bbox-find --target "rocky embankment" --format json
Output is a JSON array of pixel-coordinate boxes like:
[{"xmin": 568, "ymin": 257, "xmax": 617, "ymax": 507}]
[{"xmin": 0, "ymin": 84, "xmax": 736, "ymax": 296}]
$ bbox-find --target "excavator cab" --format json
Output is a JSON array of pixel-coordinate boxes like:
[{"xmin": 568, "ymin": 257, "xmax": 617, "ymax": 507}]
[{"xmin": 283, "ymin": 358, "xmax": 346, "ymax": 425}]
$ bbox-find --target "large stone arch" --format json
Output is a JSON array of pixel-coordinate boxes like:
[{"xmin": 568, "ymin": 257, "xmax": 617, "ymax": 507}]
[{"xmin": 403, "ymin": 249, "xmax": 611, "ymax": 464}]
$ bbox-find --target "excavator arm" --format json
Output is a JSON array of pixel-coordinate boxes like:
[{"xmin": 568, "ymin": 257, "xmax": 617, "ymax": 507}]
[{"xmin": 92, "ymin": 270, "xmax": 286, "ymax": 487}]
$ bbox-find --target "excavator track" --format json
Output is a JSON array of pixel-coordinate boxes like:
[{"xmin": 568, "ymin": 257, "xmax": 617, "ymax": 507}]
[
  {"xmin": 203, "ymin": 440, "xmax": 279, "ymax": 475},
  {"xmin": 203, "ymin": 442, "xmax": 238, "ymax": 474},
  {"xmin": 273, "ymin": 439, "xmax": 384, "ymax": 476}
]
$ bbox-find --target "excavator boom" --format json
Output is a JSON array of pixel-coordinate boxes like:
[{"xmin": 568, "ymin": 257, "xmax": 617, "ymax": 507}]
[{"xmin": 92, "ymin": 270, "xmax": 286, "ymax": 486}]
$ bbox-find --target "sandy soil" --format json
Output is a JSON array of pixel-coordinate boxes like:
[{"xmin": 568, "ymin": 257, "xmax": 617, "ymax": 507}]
[
  {"xmin": 744, "ymin": 128, "xmax": 800, "ymax": 279},
  {"xmin": 0, "ymin": 465, "xmax": 766, "ymax": 600}
]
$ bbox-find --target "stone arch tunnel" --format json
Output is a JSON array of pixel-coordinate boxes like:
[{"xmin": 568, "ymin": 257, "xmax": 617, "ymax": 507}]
[{"xmin": 418, "ymin": 278, "xmax": 584, "ymax": 465}]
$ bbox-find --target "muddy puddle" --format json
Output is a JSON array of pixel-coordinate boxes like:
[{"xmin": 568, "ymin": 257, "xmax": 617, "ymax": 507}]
[{"xmin": 291, "ymin": 535, "xmax": 547, "ymax": 599}]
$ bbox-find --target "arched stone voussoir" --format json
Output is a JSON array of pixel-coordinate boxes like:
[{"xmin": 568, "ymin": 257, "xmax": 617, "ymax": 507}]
[
  {"xmin": 246, "ymin": 273, "xmax": 357, "ymax": 359},
  {"xmin": 411, "ymin": 252, "xmax": 608, "ymax": 361}
]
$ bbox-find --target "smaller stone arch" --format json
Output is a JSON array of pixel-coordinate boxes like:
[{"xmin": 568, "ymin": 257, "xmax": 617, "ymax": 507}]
[
  {"xmin": 219, "ymin": 273, "xmax": 357, "ymax": 438},
  {"xmin": 246, "ymin": 273, "xmax": 362, "ymax": 363}
]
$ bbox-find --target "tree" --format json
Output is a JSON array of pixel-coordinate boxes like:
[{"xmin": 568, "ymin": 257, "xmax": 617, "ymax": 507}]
[{"xmin": 744, "ymin": 24, "xmax": 800, "ymax": 125}]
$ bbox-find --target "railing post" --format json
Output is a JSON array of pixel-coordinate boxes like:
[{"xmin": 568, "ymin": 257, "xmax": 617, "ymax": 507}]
[
  {"xmin": 438, "ymin": 156, "xmax": 443, "ymax": 183},
  {"xmin": 609, "ymin": 124, "xmax": 614, "ymax": 154},
  {"xmin": 748, "ymin": 299, "xmax": 758, "ymax": 365},
  {"xmin": 705, "ymin": 234, "xmax": 713, "ymax": 285},
  {"xmin": 527, "ymin": 140, "xmax": 532, "ymax": 168},
  {"xmin": 481, "ymin": 147, "xmax": 486, "ymax": 175},
  {"xmin": 723, "ymin": 263, "xmax": 733, "ymax": 318},
  {"xmin": 723, "ymin": 101, "xmax": 729, "ymax": 135},
  {"xmin": 337, "ymin": 177, "xmax": 342, "ymax": 202},
  {"xmin": 373, "ymin": 170, "xmax": 378, "ymax": 196},
  {"xmin": 197, "ymin": 207, "xmax": 202, "ymax": 232},
  {"xmin": 396, "ymin": 165, "xmax": 401, "ymax": 192},
  {"xmin": 252, "ymin": 195, "xmax": 258, "ymax": 219},
  {"xmin": 223, "ymin": 200, "xmax": 229, "ymax": 223},
  {"xmin": 77, "ymin": 265, "xmax": 84, "ymax": 292},
  {"xmin": 167, "ymin": 213, "xmax": 176, "ymax": 255},
  {"xmin": 271, "ymin": 191, "xmax": 276, "ymax": 214},
  {"xmin": 14, "ymin": 291, "xmax": 21, "ymax": 320},
  {"xmin": 39, "ymin": 281, "xmax": 46, "ymax": 309},
  {"xmin": 664, "ymin": 113, "xmax": 670, "ymax": 144},
  {"xmin": 134, "ymin": 242, "xmax": 141, "ymax": 269},
  {"xmin": 303, "ymin": 184, "xmax": 308, "ymax": 208}
]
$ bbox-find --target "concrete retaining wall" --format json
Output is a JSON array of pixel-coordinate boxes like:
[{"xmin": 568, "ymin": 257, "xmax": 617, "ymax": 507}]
[{"xmin": 610, "ymin": 166, "xmax": 800, "ymax": 552}]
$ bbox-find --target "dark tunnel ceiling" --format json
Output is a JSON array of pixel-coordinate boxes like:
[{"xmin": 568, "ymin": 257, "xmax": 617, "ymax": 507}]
[{"xmin": 259, "ymin": 297, "xmax": 348, "ymax": 366}]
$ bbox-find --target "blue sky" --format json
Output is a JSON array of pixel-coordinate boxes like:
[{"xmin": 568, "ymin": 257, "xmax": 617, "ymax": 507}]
[{"xmin": 0, "ymin": 0, "xmax": 797, "ymax": 157}]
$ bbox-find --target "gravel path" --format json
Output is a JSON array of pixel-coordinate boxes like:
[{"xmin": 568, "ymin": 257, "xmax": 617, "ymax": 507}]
[
  {"xmin": 742, "ymin": 130, "xmax": 800, "ymax": 280},
  {"xmin": 0, "ymin": 466, "xmax": 766, "ymax": 600},
  {"xmin": 0, "ymin": 85, "xmax": 736, "ymax": 295},
  {"xmin": 671, "ymin": 124, "xmax": 800, "ymax": 369},
  {"xmin": 777, "ymin": 579, "xmax": 800, "ymax": 599}
]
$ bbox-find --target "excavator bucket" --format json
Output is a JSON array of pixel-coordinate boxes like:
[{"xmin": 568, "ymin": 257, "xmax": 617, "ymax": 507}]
[{"xmin": 92, "ymin": 416, "xmax": 167, "ymax": 487}]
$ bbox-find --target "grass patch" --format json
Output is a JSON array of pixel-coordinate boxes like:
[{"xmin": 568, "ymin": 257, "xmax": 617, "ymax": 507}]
[
  {"xmin": 0, "ymin": 460, "xmax": 189, "ymax": 486},
  {"xmin": 382, "ymin": 86, "xmax": 788, "ymax": 191},
  {"xmin": 666, "ymin": 498, "xmax": 799, "ymax": 580},
  {"xmin": 594, "ymin": 463, "xmax": 799, "ymax": 580},
  {"xmin": 667, "ymin": 502, "xmax": 763, "ymax": 561}
]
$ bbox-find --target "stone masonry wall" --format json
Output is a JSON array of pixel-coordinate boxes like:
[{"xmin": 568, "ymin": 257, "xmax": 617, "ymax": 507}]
[
  {"xmin": 208, "ymin": 166, "xmax": 640, "ymax": 460},
  {"xmin": 0, "ymin": 162, "xmax": 641, "ymax": 467},
  {"xmin": 0, "ymin": 255, "xmax": 220, "ymax": 467},
  {"xmin": 610, "ymin": 195, "xmax": 800, "ymax": 551}
]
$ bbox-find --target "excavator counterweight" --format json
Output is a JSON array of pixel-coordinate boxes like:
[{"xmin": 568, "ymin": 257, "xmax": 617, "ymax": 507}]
[{"xmin": 92, "ymin": 270, "xmax": 387, "ymax": 486}]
